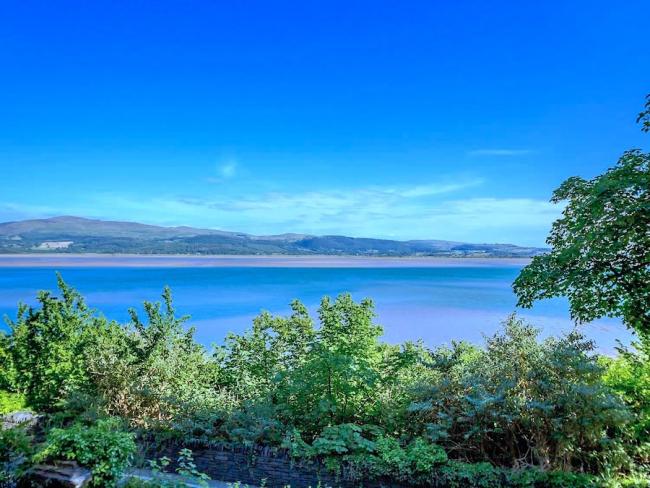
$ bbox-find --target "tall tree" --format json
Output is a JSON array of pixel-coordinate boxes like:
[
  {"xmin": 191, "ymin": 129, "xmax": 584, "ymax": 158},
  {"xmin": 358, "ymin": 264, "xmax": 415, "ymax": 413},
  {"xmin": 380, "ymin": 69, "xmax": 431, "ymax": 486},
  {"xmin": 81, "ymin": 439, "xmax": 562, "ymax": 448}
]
[{"xmin": 514, "ymin": 96, "xmax": 650, "ymax": 335}]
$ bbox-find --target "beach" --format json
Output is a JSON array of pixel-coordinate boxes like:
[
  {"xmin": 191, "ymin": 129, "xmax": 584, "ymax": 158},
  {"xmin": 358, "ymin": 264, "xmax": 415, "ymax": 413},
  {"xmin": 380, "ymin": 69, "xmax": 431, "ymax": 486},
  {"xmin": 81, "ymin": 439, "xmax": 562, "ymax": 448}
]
[{"xmin": 0, "ymin": 254, "xmax": 532, "ymax": 268}]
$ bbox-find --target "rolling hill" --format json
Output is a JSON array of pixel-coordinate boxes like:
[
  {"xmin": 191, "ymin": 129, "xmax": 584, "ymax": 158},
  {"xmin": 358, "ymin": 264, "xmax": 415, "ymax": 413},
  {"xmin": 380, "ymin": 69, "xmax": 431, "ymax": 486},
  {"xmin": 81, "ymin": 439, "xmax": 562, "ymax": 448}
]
[{"xmin": 0, "ymin": 216, "xmax": 546, "ymax": 257}]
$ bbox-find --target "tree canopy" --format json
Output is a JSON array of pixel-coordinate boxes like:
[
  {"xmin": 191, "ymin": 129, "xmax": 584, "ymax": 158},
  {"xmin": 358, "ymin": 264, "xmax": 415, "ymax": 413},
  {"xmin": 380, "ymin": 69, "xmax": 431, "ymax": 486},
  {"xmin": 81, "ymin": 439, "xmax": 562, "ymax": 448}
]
[{"xmin": 514, "ymin": 97, "xmax": 650, "ymax": 335}]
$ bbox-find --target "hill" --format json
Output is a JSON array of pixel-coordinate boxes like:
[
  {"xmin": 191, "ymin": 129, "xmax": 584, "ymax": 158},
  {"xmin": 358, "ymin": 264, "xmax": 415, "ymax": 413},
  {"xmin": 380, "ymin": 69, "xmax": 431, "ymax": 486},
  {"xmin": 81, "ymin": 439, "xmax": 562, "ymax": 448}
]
[{"xmin": 0, "ymin": 216, "xmax": 546, "ymax": 257}]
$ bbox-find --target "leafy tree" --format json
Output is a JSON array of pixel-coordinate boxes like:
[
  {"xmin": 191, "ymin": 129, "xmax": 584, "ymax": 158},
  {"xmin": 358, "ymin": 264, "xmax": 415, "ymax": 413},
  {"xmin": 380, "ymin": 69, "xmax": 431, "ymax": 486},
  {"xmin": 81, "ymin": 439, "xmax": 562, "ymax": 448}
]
[
  {"xmin": 216, "ymin": 300, "xmax": 315, "ymax": 401},
  {"xmin": 4, "ymin": 275, "xmax": 96, "ymax": 411},
  {"xmin": 287, "ymin": 294, "xmax": 384, "ymax": 431},
  {"xmin": 513, "ymin": 148, "xmax": 650, "ymax": 334}
]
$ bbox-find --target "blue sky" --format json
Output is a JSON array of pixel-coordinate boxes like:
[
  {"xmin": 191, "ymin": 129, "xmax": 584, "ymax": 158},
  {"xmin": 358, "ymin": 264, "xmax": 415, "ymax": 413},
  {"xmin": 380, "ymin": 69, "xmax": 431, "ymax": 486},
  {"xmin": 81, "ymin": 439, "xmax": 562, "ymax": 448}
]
[{"xmin": 0, "ymin": 1, "xmax": 648, "ymax": 246}]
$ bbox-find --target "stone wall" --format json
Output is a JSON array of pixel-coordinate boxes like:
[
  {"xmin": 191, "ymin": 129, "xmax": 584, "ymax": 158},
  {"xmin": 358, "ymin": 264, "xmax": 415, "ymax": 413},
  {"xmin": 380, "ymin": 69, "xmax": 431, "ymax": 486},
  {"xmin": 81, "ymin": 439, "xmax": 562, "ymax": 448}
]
[{"xmin": 154, "ymin": 444, "xmax": 405, "ymax": 488}]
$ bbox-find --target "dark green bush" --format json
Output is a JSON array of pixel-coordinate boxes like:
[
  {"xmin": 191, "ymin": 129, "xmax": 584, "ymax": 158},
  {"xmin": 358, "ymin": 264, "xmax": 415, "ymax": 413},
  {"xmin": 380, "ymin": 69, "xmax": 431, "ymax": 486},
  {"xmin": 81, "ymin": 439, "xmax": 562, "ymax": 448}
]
[
  {"xmin": 0, "ymin": 426, "xmax": 32, "ymax": 488},
  {"xmin": 369, "ymin": 435, "xmax": 448, "ymax": 482},
  {"xmin": 410, "ymin": 315, "xmax": 633, "ymax": 472}
]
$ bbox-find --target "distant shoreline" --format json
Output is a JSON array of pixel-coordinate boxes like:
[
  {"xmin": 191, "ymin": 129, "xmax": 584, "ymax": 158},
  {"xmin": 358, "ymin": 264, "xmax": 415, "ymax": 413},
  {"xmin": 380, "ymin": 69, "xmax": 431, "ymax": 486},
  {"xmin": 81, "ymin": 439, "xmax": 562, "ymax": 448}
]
[{"xmin": 0, "ymin": 254, "xmax": 532, "ymax": 268}]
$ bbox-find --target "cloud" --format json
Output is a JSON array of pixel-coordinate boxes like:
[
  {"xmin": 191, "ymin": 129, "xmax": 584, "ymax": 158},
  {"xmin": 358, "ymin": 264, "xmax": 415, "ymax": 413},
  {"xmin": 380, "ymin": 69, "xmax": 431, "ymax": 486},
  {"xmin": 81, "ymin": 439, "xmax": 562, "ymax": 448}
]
[
  {"xmin": 394, "ymin": 180, "xmax": 483, "ymax": 197},
  {"xmin": 206, "ymin": 161, "xmax": 238, "ymax": 183},
  {"xmin": 1, "ymin": 177, "xmax": 561, "ymax": 246},
  {"xmin": 468, "ymin": 149, "xmax": 533, "ymax": 156},
  {"xmin": 219, "ymin": 161, "xmax": 237, "ymax": 178}
]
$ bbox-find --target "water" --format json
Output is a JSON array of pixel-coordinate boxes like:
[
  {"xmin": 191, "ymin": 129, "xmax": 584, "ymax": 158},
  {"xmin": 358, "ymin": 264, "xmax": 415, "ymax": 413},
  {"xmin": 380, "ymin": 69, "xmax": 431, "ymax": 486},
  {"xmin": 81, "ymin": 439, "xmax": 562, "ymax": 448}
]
[{"xmin": 0, "ymin": 265, "xmax": 631, "ymax": 353}]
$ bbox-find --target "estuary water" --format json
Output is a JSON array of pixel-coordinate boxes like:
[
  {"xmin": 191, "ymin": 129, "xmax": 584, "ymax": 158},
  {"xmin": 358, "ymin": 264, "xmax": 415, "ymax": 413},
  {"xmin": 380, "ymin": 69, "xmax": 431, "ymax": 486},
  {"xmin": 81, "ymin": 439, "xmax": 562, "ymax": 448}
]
[{"xmin": 0, "ymin": 258, "xmax": 631, "ymax": 352}]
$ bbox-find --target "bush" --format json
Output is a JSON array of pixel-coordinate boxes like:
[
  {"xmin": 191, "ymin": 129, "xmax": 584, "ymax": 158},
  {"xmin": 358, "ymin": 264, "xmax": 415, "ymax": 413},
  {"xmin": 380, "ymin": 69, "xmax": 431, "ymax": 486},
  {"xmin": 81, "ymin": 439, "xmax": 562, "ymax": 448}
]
[
  {"xmin": 34, "ymin": 418, "xmax": 136, "ymax": 487},
  {"xmin": 437, "ymin": 461, "xmax": 503, "ymax": 487},
  {"xmin": 410, "ymin": 315, "xmax": 632, "ymax": 472},
  {"xmin": 602, "ymin": 338, "xmax": 650, "ymax": 467},
  {"xmin": 0, "ymin": 392, "xmax": 27, "ymax": 415},
  {"xmin": 370, "ymin": 435, "xmax": 447, "ymax": 482},
  {"xmin": 5, "ymin": 277, "xmax": 96, "ymax": 411},
  {"xmin": 0, "ymin": 426, "xmax": 32, "ymax": 488}
]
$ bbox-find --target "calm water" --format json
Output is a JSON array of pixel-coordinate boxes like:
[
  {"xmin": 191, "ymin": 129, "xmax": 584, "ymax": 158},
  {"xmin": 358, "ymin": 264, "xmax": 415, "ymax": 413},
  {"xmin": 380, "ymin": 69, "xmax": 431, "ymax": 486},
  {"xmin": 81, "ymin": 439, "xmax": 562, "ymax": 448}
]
[{"xmin": 0, "ymin": 265, "xmax": 630, "ymax": 352}]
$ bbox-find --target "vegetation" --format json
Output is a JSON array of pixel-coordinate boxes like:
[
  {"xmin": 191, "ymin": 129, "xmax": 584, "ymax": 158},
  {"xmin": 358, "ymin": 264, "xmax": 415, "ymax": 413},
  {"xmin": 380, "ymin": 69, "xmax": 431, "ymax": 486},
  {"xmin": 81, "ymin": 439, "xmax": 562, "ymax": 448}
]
[
  {"xmin": 34, "ymin": 418, "xmax": 136, "ymax": 487},
  {"xmin": 0, "ymin": 280, "xmax": 648, "ymax": 486},
  {"xmin": 514, "ymin": 97, "xmax": 650, "ymax": 336},
  {"xmin": 0, "ymin": 392, "xmax": 26, "ymax": 415},
  {"xmin": 0, "ymin": 425, "xmax": 32, "ymax": 488}
]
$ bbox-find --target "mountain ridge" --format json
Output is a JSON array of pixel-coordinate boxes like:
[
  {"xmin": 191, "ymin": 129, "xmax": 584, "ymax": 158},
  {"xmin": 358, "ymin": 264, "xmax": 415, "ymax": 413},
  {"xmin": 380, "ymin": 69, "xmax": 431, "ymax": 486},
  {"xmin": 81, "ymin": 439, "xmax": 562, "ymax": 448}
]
[{"xmin": 0, "ymin": 216, "xmax": 547, "ymax": 257}]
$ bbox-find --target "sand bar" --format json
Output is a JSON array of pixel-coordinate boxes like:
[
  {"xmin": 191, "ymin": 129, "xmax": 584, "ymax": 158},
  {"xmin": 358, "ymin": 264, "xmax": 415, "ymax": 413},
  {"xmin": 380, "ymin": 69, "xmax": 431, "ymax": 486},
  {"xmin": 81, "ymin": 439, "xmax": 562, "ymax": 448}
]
[{"xmin": 0, "ymin": 254, "xmax": 531, "ymax": 268}]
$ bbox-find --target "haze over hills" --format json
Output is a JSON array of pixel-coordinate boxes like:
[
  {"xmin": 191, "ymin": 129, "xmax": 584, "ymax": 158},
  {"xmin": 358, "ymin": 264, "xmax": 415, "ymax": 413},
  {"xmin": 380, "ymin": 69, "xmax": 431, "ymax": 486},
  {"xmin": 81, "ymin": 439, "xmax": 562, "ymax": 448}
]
[{"xmin": 0, "ymin": 216, "xmax": 547, "ymax": 257}]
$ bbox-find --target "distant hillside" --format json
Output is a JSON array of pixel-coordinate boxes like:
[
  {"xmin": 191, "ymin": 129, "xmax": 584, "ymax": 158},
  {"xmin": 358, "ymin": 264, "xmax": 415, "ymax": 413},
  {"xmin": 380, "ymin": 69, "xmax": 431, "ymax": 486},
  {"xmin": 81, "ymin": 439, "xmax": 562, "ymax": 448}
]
[{"xmin": 0, "ymin": 216, "xmax": 547, "ymax": 257}]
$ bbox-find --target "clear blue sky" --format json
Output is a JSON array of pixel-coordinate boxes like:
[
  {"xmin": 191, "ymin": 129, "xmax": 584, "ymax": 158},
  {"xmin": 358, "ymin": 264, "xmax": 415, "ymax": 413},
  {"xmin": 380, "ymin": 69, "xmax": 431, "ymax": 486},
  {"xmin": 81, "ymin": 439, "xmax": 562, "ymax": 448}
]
[{"xmin": 1, "ymin": 1, "xmax": 648, "ymax": 246}]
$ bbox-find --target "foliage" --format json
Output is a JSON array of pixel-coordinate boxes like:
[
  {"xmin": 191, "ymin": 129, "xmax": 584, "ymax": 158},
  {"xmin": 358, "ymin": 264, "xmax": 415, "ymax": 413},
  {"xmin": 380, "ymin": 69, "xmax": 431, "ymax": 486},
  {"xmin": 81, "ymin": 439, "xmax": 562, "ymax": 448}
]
[
  {"xmin": 410, "ymin": 315, "xmax": 632, "ymax": 472},
  {"xmin": 218, "ymin": 293, "xmax": 428, "ymax": 439},
  {"xmin": 0, "ymin": 391, "xmax": 27, "ymax": 415},
  {"xmin": 283, "ymin": 294, "xmax": 384, "ymax": 431},
  {"xmin": 35, "ymin": 418, "xmax": 136, "ymax": 487},
  {"xmin": 0, "ymin": 278, "xmax": 646, "ymax": 483},
  {"xmin": 602, "ymin": 338, "xmax": 650, "ymax": 466},
  {"xmin": 3, "ymin": 274, "xmax": 96, "ymax": 410},
  {"xmin": 367, "ymin": 435, "xmax": 448, "ymax": 482},
  {"xmin": 0, "ymin": 426, "xmax": 32, "ymax": 488},
  {"xmin": 440, "ymin": 462, "xmax": 583, "ymax": 488},
  {"xmin": 0, "ymin": 334, "xmax": 15, "ymax": 392},
  {"xmin": 638, "ymin": 93, "xmax": 650, "ymax": 133},
  {"xmin": 286, "ymin": 423, "xmax": 376, "ymax": 458},
  {"xmin": 513, "ymin": 148, "xmax": 650, "ymax": 335},
  {"xmin": 136, "ymin": 449, "xmax": 211, "ymax": 488},
  {"xmin": 82, "ymin": 287, "xmax": 230, "ymax": 428},
  {"xmin": 217, "ymin": 300, "xmax": 315, "ymax": 401}
]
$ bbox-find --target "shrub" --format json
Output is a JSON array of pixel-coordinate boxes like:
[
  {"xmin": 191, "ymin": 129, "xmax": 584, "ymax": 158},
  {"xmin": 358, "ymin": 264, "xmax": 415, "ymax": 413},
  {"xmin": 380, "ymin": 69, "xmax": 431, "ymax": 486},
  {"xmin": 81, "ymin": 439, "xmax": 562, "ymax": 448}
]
[
  {"xmin": 83, "ymin": 287, "xmax": 224, "ymax": 429},
  {"xmin": 35, "ymin": 418, "xmax": 136, "ymax": 487},
  {"xmin": 506, "ymin": 468, "xmax": 597, "ymax": 488},
  {"xmin": 437, "ymin": 461, "xmax": 502, "ymax": 487},
  {"xmin": 411, "ymin": 315, "xmax": 632, "ymax": 472},
  {"xmin": 0, "ymin": 426, "xmax": 32, "ymax": 488},
  {"xmin": 602, "ymin": 338, "xmax": 650, "ymax": 467},
  {"xmin": 0, "ymin": 391, "xmax": 27, "ymax": 415},
  {"xmin": 370, "ymin": 435, "xmax": 447, "ymax": 482}
]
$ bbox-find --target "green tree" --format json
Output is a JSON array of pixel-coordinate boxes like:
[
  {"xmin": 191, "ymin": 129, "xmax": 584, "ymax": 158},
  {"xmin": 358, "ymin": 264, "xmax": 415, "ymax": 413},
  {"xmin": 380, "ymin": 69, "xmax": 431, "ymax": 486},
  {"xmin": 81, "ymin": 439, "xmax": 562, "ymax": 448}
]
[
  {"xmin": 513, "ymin": 148, "xmax": 650, "ymax": 334},
  {"xmin": 217, "ymin": 300, "xmax": 315, "ymax": 401},
  {"xmin": 287, "ymin": 294, "xmax": 384, "ymax": 431},
  {"xmin": 5, "ymin": 275, "xmax": 96, "ymax": 411}
]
